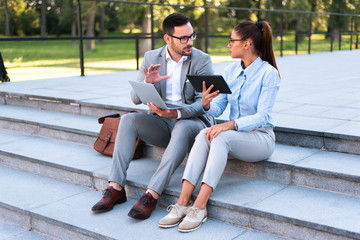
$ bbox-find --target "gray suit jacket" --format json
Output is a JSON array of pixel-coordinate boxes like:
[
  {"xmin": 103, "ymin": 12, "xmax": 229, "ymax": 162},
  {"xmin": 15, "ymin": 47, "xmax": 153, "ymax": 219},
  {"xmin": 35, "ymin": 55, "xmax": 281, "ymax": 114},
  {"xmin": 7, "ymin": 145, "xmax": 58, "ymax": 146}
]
[{"xmin": 131, "ymin": 45, "xmax": 215, "ymax": 127}]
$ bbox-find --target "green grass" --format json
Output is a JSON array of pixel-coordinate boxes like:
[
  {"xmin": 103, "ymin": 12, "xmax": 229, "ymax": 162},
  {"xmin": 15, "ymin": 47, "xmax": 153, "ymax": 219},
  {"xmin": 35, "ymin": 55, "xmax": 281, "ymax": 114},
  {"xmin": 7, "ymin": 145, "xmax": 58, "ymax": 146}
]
[
  {"xmin": 1, "ymin": 39, "xmax": 139, "ymax": 62},
  {"xmin": 206, "ymin": 33, "xmax": 356, "ymax": 56},
  {"xmin": 1, "ymin": 33, "xmax": 357, "ymax": 81}
]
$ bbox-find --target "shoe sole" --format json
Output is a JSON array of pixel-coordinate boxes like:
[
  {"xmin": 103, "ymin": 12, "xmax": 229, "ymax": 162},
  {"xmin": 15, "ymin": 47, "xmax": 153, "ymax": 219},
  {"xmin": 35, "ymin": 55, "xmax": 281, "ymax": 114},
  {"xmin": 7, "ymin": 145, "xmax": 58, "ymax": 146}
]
[
  {"xmin": 178, "ymin": 217, "xmax": 207, "ymax": 233},
  {"xmin": 158, "ymin": 217, "xmax": 184, "ymax": 228}
]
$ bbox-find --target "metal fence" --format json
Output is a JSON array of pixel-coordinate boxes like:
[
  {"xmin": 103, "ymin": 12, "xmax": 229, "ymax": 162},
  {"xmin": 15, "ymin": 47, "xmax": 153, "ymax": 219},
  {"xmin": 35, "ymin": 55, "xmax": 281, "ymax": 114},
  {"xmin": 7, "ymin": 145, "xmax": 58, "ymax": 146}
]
[{"xmin": 1, "ymin": 0, "xmax": 359, "ymax": 76}]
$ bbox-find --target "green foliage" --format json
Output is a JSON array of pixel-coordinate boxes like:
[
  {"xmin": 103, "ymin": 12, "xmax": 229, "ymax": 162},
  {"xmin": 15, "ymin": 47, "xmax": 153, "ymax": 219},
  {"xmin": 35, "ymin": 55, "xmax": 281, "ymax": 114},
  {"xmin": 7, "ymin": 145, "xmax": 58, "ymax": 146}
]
[
  {"xmin": 57, "ymin": 0, "xmax": 76, "ymax": 35},
  {"xmin": 5, "ymin": 0, "xmax": 39, "ymax": 35},
  {"xmin": 2, "ymin": 0, "xmax": 359, "ymax": 37}
]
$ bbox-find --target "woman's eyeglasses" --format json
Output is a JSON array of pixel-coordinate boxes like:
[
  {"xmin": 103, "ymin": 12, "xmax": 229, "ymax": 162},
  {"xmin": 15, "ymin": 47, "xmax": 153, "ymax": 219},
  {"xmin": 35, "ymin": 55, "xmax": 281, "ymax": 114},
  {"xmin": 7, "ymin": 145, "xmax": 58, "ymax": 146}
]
[
  {"xmin": 228, "ymin": 38, "xmax": 244, "ymax": 46},
  {"xmin": 228, "ymin": 38, "xmax": 252, "ymax": 46},
  {"xmin": 168, "ymin": 32, "xmax": 197, "ymax": 44}
]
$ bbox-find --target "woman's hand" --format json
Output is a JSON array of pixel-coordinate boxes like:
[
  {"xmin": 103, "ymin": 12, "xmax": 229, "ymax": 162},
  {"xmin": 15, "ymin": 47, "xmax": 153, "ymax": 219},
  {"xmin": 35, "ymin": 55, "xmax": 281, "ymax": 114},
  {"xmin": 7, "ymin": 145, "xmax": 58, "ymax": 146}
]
[
  {"xmin": 206, "ymin": 121, "xmax": 235, "ymax": 142},
  {"xmin": 202, "ymin": 81, "xmax": 220, "ymax": 110}
]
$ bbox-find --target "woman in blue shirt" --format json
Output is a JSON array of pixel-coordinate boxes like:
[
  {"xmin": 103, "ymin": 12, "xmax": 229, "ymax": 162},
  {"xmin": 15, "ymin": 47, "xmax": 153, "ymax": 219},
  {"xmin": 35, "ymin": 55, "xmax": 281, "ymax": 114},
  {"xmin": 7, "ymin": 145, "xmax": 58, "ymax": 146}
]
[{"xmin": 159, "ymin": 21, "xmax": 281, "ymax": 232}]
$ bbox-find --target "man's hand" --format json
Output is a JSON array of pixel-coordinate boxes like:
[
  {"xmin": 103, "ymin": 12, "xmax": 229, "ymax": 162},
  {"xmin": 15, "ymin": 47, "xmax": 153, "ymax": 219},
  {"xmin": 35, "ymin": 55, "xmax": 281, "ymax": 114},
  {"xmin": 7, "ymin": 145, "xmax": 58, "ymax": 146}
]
[
  {"xmin": 206, "ymin": 121, "xmax": 235, "ymax": 142},
  {"xmin": 143, "ymin": 64, "xmax": 170, "ymax": 84},
  {"xmin": 147, "ymin": 102, "xmax": 178, "ymax": 119},
  {"xmin": 202, "ymin": 81, "xmax": 220, "ymax": 110}
]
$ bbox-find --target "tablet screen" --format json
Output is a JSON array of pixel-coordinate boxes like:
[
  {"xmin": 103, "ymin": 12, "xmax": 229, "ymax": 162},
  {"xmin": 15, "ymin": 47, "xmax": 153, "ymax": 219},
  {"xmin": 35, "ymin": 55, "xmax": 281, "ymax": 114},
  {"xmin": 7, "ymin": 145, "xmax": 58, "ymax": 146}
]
[{"xmin": 186, "ymin": 75, "xmax": 232, "ymax": 94}]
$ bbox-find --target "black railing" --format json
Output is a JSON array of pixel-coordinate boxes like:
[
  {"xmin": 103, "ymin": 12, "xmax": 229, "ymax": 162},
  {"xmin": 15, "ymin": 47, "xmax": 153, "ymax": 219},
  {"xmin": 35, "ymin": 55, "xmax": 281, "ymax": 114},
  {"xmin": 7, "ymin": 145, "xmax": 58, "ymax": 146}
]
[{"xmin": 1, "ymin": 0, "xmax": 359, "ymax": 76}]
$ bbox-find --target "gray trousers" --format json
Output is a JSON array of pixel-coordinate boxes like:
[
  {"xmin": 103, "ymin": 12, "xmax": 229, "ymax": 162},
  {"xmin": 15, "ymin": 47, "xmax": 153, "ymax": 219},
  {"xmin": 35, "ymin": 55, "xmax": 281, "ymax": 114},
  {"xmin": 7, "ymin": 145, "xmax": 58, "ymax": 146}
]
[
  {"xmin": 108, "ymin": 112, "xmax": 206, "ymax": 195},
  {"xmin": 182, "ymin": 127, "xmax": 275, "ymax": 190}
]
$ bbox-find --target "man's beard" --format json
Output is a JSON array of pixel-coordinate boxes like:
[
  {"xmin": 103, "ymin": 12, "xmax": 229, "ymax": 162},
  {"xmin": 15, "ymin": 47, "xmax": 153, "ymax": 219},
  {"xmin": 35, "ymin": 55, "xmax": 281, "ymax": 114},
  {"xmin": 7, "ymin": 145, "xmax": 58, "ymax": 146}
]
[{"xmin": 179, "ymin": 45, "xmax": 192, "ymax": 56}]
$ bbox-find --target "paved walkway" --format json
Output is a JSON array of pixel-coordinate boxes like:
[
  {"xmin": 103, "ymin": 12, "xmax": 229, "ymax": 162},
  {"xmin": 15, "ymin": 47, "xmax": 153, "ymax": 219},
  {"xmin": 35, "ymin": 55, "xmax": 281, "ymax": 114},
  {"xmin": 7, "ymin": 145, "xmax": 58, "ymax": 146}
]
[{"xmin": 1, "ymin": 50, "xmax": 359, "ymax": 137}]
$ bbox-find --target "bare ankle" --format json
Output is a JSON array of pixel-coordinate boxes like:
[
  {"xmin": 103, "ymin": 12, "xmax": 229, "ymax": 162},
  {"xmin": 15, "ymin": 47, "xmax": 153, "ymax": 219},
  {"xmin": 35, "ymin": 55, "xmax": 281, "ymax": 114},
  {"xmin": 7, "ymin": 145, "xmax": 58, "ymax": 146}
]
[
  {"xmin": 193, "ymin": 202, "xmax": 206, "ymax": 210},
  {"xmin": 177, "ymin": 199, "xmax": 191, "ymax": 207},
  {"xmin": 109, "ymin": 182, "xmax": 122, "ymax": 191},
  {"xmin": 146, "ymin": 189, "xmax": 159, "ymax": 199}
]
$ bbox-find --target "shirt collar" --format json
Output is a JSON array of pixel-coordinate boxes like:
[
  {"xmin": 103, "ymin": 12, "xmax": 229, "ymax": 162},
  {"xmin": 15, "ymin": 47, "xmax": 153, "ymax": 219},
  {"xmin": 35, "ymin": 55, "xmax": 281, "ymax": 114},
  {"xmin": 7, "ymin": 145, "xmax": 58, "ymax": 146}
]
[
  {"xmin": 233, "ymin": 61, "xmax": 244, "ymax": 78},
  {"xmin": 166, "ymin": 46, "xmax": 188, "ymax": 63},
  {"xmin": 242, "ymin": 56, "xmax": 263, "ymax": 80}
]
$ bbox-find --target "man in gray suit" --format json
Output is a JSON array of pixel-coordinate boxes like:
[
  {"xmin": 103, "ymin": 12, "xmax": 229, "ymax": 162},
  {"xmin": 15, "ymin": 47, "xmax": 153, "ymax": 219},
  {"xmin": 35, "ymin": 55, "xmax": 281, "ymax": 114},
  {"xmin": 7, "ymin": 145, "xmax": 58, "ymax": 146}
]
[{"xmin": 92, "ymin": 13, "xmax": 214, "ymax": 220}]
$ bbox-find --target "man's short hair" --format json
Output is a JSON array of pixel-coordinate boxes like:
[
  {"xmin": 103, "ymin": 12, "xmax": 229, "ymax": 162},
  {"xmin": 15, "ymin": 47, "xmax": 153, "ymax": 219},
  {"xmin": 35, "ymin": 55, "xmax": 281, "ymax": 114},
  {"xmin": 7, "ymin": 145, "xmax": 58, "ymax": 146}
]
[{"xmin": 162, "ymin": 13, "xmax": 190, "ymax": 35}]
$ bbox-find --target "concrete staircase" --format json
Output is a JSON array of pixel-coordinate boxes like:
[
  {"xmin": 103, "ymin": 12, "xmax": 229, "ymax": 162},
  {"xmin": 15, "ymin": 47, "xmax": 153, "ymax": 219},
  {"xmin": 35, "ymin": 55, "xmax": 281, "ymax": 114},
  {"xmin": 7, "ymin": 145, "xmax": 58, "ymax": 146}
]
[{"xmin": 1, "ymin": 88, "xmax": 360, "ymax": 240}]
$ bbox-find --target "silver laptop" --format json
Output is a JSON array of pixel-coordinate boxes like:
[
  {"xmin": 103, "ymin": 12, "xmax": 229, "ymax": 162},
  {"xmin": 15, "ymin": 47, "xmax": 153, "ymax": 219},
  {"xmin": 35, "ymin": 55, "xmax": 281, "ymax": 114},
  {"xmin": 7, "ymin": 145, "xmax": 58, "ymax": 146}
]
[{"xmin": 128, "ymin": 81, "xmax": 184, "ymax": 110}]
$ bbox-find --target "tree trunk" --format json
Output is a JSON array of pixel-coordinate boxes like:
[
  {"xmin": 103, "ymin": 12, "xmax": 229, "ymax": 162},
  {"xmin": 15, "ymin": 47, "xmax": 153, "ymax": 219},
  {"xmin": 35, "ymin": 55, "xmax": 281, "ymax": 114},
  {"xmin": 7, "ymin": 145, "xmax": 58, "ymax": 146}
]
[
  {"xmin": 195, "ymin": 13, "xmax": 204, "ymax": 51},
  {"xmin": 328, "ymin": 0, "xmax": 343, "ymax": 41},
  {"xmin": 4, "ymin": 0, "xmax": 10, "ymax": 36},
  {"xmin": 71, "ymin": 20, "xmax": 77, "ymax": 46},
  {"xmin": 86, "ymin": 1, "xmax": 96, "ymax": 51},
  {"xmin": 71, "ymin": 1, "xmax": 76, "ymax": 46},
  {"xmin": 41, "ymin": 0, "xmax": 47, "ymax": 41},
  {"xmin": 99, "ymin": 5, "xmax": 105, "ymax": 44},
  {"xmin": 140, "ymin": 8, "xmax": 151, "ymax": 56},
  {"xmin": 296, "ymin": 13, "xmax": 304, "ymax": 42}
]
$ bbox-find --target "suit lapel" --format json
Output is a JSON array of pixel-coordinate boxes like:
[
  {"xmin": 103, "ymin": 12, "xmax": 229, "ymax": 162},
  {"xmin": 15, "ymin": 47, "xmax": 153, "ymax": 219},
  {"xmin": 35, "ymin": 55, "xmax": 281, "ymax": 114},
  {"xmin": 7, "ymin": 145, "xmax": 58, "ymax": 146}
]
[
  {"xmin": 180, "ymin": 56, "xmax": 191, "ymax": 100},
  {"xmin": 159, "ymin": 46, "xmax": 167, "ymax": 99}
]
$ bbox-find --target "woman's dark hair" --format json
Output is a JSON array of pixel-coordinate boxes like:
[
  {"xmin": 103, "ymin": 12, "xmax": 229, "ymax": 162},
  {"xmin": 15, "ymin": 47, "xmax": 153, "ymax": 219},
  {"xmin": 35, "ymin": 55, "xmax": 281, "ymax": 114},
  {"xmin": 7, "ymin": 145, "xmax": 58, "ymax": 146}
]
[
  {"xmin": 234, "ymin": 21, "xmax": 278, "ymax": 71},
  {"xmin": 162, "ymin": 13, "xmax": 190, "ymax": 35}
]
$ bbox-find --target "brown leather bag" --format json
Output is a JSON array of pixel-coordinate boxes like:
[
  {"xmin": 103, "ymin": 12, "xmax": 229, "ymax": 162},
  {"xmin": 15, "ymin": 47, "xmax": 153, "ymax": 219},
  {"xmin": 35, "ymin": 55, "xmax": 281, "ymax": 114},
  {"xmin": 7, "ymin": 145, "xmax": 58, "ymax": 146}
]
[{"xmin": 94, "ymin": 113, "xmax": 143, "ymax": 159}]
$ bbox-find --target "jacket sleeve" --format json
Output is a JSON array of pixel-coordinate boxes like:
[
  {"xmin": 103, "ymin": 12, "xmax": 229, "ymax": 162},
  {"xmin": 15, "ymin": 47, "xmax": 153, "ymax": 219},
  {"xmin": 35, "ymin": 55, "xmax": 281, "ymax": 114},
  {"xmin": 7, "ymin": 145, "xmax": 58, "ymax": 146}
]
[
  {"xmin": 179, "ymin": 54, "xmax": 214, "ymax": 119},
  {"xmin": 130, "ymin": 52, "xmax": 148, "ymax": 104}
]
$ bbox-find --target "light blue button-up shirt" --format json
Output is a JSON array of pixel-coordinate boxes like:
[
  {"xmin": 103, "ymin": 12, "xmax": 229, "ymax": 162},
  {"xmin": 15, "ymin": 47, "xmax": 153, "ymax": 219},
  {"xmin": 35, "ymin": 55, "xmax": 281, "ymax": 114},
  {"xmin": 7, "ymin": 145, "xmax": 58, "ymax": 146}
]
[{"xmin": 206, "ymin": 57, "xmax": 280, "ymax": 131}]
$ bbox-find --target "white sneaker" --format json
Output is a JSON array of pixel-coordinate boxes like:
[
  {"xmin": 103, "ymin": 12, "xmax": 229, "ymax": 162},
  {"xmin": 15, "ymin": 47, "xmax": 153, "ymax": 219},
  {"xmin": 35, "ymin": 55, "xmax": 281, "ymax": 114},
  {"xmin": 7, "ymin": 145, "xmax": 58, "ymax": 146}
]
[
  {"xmin": 158, "ymin": 203, "xmax": 190, "ymax": 228},
  {"xmin": 178, "ymin": 206, "xmax": 207, "ymax": 233}
]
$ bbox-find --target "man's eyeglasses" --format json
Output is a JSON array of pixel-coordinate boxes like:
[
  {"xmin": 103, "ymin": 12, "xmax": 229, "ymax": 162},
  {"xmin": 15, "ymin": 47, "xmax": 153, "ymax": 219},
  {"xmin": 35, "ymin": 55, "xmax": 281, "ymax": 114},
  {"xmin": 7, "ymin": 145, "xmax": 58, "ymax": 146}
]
[{"xmin": 168, "ymin": 32, "xmax": 197, "ymax": 44}]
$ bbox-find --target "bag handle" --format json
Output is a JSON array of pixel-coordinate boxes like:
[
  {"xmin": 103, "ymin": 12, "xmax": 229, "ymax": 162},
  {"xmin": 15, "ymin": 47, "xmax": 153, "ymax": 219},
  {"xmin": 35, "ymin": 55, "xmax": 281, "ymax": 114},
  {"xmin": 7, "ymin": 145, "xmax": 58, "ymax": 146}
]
[
  {"xmin": 97, "ymin": 110, "xmax": 144, "ymax": 124},
  {"xmin": 98, "ymin": 113, "xmax": 120, "ymax": 124}
]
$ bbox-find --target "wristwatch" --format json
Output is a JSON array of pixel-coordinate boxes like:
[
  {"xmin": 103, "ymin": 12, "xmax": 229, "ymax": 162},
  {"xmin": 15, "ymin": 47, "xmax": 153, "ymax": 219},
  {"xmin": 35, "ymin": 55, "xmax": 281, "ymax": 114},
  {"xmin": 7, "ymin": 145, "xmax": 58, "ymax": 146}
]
[{"xmin": 233, "ymin": 121, "xmax": 238, "ymax": 131}]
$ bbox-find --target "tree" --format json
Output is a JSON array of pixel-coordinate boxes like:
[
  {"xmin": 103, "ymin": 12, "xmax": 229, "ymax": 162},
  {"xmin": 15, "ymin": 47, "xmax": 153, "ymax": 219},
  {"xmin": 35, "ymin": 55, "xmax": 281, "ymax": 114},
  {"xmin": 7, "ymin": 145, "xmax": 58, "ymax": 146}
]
[
  {"xmin": 327, "ymin": 0, "xmax": 348, "ymax": 41},
  {"xmin": 140, "ymin": 7, "xmax": 152, "ymax": 55},
  {"xmin": 99, "ymin": 3, "xmax": 106, "ymax": 44},
  {"xmin": 9, "ymin": 0, "xmax": 38, "ymax": 36},
  {"xmin": 4, "ymin": 0, "xmax": 10, "ymax": 36},
  {"xmin": 294, "ymin": 0, "xmax": 311, "ymax": 42},
  {"xmin": 85, "ymin": 1, "xmax": 97, "ymax": 51},
  {"xmin": 40, "ymin": 0, "xmax": 46, "ymax": 41},
  {"xmin": 58, "ymin": 0, "xmax": 76, "ymax": 44}
]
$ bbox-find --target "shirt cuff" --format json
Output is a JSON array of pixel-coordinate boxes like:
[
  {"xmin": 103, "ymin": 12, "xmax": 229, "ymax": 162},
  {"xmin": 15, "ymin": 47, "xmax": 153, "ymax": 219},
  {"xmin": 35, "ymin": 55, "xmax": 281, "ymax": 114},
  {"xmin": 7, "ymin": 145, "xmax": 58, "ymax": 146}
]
[
  {"xmin": 233, "ymin": 120, "xmax": 238, "ymax": 131},
  {"xmin": 176, "ymin": 109, "xmax": 181, "ymax": 119},
  {"xmin": 202, "ymin": 106, "xmax": 208, "ymax": 113}
]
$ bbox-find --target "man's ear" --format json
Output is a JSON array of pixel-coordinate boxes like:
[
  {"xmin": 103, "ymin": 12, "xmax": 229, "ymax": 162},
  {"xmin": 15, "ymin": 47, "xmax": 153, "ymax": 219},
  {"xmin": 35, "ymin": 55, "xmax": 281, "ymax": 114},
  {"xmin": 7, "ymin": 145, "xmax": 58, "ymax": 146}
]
[{"xmin": 164, "ymin": 34, "xmax": 170, "ymax": 44}]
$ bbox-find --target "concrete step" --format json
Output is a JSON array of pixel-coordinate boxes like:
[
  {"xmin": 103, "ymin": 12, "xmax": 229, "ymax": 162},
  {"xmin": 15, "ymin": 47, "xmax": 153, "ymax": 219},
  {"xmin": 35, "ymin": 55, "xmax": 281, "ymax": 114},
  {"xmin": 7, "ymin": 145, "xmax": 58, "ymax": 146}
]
[
  {"xmin": 0, "ymin": 88, "xmax": 140, "ymax": 118},
  {"xmin": 0, "ymin": 165, "xmax": 285, "ymax": 240},
  {"xmin": 1, "ymin": 92, "xmax": 359, "ymax": 155},
  {"xmin": 0, "ymin": 104, "xmax": 100, "ymax": 146},
  {"xmin": 1, "ymin": 117, "xmax": 360, "ymax": 198},
  {"xmin": 0, "ymin": 218, "xmax": 55, "ymax": 240},
  {"xmin": 0, "ymin": 130, "xmax": 360, "ymax": 239}
]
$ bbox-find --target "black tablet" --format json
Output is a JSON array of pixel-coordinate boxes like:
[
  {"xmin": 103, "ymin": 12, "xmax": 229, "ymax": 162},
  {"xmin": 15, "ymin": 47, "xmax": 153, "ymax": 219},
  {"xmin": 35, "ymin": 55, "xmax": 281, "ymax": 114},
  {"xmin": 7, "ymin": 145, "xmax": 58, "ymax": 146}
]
[{"xmin": 186, "ymin": 75, "xmax": 232, "ymax": 94}]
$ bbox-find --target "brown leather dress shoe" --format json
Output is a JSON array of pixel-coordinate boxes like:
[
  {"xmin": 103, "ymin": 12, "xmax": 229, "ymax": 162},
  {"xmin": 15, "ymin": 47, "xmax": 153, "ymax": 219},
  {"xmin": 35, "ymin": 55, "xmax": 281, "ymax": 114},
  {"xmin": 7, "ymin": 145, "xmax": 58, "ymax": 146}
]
[
  {"xmin": 91, "ymin": 186, "xmax": 127, "ymax": 213},
  {"xmin": 128, "ymin": 192, "xmax": 157, "ymax": 220}
]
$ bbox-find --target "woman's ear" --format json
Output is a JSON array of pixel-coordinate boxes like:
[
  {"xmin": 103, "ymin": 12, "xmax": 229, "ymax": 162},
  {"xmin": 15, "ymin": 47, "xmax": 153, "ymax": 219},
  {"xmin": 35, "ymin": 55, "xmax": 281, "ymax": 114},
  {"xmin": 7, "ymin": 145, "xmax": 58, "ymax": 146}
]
[{"xmin": 244, "ymin": 40, "xmax": 252, "ymax": 49}]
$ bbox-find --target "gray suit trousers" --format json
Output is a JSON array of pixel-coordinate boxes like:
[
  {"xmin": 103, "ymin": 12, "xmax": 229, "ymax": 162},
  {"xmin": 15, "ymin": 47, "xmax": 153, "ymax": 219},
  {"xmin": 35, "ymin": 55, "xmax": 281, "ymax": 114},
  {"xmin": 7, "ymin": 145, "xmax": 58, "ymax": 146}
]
[{"xmin": 108, "ymin": 112, "xmax": 206, "ymax": 195}]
